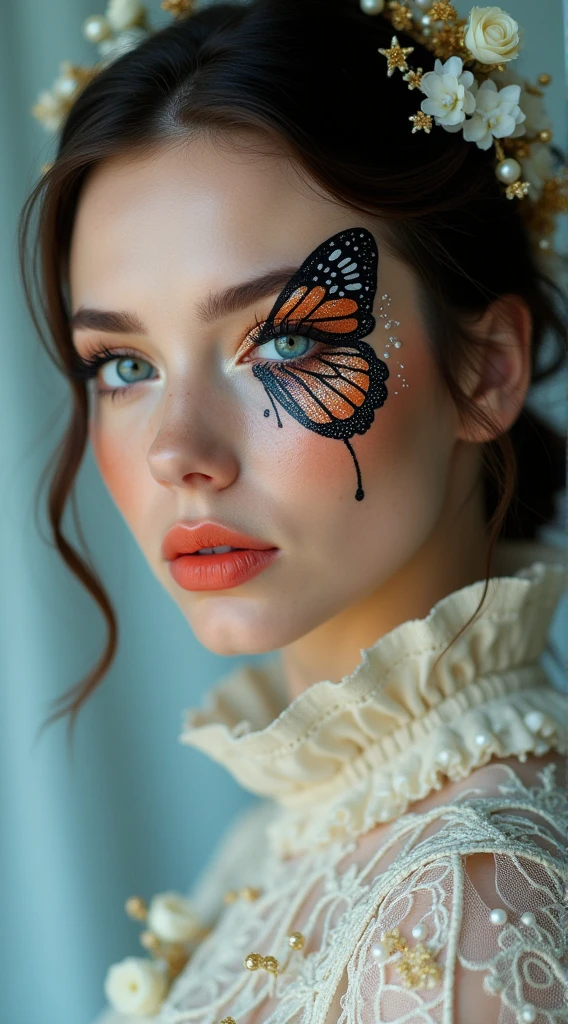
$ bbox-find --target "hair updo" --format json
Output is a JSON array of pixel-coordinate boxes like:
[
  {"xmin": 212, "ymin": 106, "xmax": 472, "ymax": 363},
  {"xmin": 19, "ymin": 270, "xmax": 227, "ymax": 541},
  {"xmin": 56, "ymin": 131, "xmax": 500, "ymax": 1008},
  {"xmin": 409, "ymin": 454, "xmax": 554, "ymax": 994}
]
[{"xmin": 19, "ymin": 0, "xmax": 567, "ymax": 738}]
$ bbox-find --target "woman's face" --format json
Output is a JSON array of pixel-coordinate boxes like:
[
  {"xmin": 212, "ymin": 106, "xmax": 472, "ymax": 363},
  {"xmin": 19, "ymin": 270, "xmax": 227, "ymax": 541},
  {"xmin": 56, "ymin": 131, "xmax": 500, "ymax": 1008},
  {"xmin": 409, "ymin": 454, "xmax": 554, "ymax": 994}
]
[{"xmin": 69, "ymin": 135, "xmax": 462, "ymax": 657}]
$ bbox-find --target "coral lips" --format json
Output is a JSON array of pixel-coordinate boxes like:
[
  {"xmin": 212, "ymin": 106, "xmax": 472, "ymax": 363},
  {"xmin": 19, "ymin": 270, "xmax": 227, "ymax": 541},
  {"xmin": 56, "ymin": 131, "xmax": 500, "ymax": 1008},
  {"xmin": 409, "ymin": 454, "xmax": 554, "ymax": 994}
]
[{"xmin": 162, "ymin": 521, "xmax": 280, "ymax": 591}]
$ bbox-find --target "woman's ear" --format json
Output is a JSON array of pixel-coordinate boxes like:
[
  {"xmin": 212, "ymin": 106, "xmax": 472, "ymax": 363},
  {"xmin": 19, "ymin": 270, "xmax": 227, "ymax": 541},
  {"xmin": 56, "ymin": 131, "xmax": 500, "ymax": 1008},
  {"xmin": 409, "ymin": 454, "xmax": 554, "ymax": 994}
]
[{"xmin": 456, "ymin": 294, "xmax": 532, "ymax": 444}]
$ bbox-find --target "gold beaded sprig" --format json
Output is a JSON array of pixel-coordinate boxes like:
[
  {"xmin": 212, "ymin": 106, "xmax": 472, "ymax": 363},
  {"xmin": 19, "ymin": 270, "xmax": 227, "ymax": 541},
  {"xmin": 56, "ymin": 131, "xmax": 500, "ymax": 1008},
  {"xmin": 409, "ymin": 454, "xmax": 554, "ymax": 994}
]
[
  {"xmin": 380, "ymin": 927, "xmax": 442, "ymax": 990},
  {"xmin": 224, "ymin": 885, "xmax": 262, "ymax": 904},
  {"xmin": 243, "ymin": 931, "xmax": 306, "ymax": 978}
]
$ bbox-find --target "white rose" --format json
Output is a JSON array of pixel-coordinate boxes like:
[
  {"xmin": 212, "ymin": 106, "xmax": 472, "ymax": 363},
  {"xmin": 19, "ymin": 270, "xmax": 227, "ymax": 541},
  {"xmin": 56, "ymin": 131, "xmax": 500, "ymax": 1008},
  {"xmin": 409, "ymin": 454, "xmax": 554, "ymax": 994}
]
[
  {"xmin": 420, "ymin": 57, "xmax": 476, "ymax": 127},
  {"xmin": 104, "ymin": 956, "xmax": 168, "ymax": 1016},
  {"xmin": 462, "ymin": 78, "xmax": 525, "ymax": 150},
  {"xmin": 105, "ymin": 0, "xmax": 144, "ymax": 33},
  {"xmin": 147, "ymin": 892, "xmax": 201, "ymax": 944},
  {"xmin": 465, "ymin": 6, "xmax": 521, "ymax": 64}
]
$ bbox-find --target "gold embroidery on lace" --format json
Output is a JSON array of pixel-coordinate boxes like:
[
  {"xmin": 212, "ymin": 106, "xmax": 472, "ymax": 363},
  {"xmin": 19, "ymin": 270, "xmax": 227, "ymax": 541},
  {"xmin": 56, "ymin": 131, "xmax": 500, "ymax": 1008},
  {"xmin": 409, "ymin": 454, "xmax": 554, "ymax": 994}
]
[{"xmin": 382, "ymin": 927, "xmax": 443, "ymax": 989}]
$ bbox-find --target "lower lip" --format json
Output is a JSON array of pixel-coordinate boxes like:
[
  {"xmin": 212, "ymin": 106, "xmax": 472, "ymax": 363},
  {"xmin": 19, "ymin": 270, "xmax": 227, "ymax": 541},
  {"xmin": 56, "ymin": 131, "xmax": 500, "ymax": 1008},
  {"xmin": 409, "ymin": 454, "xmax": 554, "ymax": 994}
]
[{"xmin": 168, "ymin": 548, "xmax": 280, "ymax": 591}]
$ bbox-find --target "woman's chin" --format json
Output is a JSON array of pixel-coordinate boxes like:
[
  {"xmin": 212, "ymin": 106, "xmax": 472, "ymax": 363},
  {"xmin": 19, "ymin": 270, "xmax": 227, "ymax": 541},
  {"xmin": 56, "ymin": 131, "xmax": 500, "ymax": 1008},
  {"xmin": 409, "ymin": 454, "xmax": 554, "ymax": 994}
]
[{"xmin": 187, "ymin": 610, "xmax": 295, "ymax": 658}]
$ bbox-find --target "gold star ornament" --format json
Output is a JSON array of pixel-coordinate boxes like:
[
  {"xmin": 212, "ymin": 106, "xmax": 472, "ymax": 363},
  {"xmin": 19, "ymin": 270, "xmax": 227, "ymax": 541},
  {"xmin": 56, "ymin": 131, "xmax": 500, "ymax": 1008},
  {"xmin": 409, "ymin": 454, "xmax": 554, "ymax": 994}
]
[
  {"xmin": 378, "ymin": 36, "xmax": 415, "ymax": 77},
  {"xmin": 403, "ymin": 67, "xmax": 423, "ymax": 90},
  {"xmin": 505, "ymin": 181, "xmax": 530, "ymax": 200},
  {"xmin": 409, "ymin": 111, "xmax": 433, "ymax": 133}
]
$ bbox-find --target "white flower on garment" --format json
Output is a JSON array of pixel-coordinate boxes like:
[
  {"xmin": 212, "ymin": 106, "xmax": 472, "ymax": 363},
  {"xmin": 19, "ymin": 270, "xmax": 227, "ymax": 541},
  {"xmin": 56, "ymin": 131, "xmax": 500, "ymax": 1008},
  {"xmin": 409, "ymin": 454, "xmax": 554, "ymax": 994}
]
[
  {"xmin": 105, "ymin": 0, "xmax": 144, "ymax": 33},
  {"xmin": 464, "ymin": 6, "xmax": 521, "ymax": 64},
  {"xmin": 420, "ymin": 57, "xmax": 476, "ymax": 127},
  {"xmin": 462, "ymin": 79, "xmax": 526, "ymax": 150},
  {"xmin": 147, "ymin": 891, "xmax": 201, "ymax": 943},
  {"xmin": 104, "ymin": 956, "xmax": 168, "ymax": 1015}
]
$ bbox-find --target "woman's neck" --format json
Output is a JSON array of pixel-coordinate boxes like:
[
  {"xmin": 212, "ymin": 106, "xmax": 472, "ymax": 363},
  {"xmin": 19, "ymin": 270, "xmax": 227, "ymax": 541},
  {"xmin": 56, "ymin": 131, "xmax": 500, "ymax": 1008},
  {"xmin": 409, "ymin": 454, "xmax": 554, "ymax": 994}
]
[{"xmin": 279, "ymin": 448, "xmax": 490, "ymax": 702}]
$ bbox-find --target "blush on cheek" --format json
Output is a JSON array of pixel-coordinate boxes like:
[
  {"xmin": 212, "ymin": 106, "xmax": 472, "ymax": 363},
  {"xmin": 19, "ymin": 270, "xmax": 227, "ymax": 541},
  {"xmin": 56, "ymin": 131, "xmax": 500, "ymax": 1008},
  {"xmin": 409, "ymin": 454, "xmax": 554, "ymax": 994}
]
[{"xmin": 90, "ymin": 421, "xmax": 139, "ymax": 518}]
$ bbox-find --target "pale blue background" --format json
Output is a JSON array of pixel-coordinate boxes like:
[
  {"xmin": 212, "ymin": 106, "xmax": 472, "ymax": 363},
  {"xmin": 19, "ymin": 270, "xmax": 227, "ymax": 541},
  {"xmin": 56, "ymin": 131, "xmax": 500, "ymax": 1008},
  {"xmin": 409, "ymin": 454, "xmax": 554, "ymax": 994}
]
[{"xmin": 0, "ymin": 2, "xmax": 566, "ymax": 1023}]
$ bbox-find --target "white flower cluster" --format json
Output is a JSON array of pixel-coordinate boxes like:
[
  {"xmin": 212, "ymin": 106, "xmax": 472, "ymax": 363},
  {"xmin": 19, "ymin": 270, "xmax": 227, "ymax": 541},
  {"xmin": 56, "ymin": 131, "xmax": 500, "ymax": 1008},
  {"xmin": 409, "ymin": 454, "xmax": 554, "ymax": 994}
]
[
  {"xmin": 104, "ymin": 891, "xmax": 201, "ymax": 1016},
  {"xmin": 418, "ymin": 7, "xmax": 528, "ymax": 152},
  {"xmin": 420, "ymin": 56, "xmax": 526, "ymax": 152}
]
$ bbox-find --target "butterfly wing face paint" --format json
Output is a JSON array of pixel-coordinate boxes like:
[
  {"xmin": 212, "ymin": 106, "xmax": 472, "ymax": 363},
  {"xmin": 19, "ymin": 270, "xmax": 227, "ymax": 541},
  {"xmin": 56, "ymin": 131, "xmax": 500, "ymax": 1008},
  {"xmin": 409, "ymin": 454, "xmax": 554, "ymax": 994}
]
[{"xmin": 251, "ymin": 228, "xmax": 389, "ymax": 501}]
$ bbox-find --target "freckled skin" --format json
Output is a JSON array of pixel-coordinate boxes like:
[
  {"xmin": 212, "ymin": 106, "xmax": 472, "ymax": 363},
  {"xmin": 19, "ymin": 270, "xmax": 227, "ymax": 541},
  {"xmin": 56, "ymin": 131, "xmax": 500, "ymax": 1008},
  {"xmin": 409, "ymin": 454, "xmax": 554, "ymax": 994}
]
[{"xmin": 70, "ymin": 133, "xmax": 516, "ymax": 695}]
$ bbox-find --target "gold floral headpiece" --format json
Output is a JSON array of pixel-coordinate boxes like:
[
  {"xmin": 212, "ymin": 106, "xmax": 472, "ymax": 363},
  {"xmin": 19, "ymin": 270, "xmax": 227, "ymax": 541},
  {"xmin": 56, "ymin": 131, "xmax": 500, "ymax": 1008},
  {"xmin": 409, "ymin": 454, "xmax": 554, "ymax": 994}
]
[
  {"xmin": 359, "ymin": 1, "xmax": 567, "ymax": 254},
  {"xmin": 32, "ymin": 0, "xmax": 566, "ymax": 256},
  {"xmin": 31, "ymin": 0, "xmax": 193, "ymax": 140}
]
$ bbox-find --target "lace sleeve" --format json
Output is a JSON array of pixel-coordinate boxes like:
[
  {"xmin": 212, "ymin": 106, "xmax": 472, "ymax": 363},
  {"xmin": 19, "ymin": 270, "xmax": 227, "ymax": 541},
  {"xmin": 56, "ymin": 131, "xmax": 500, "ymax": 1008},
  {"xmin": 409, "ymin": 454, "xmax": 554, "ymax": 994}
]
[{"xmin": 337, "ymin": 769, "xmax": 568, "ymax": 1023}]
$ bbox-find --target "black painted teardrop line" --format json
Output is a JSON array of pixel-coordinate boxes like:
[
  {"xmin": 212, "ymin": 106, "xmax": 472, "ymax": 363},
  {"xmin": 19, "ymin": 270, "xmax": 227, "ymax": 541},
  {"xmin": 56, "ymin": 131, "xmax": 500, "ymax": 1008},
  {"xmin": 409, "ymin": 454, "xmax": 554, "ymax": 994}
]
[
  {"xmin": 266, "ymin": 391, "xmax": 283, "ymax": 427},
  {"xmin": 343, "ymin": 438, "xmax": 364, "ymax": 501}
]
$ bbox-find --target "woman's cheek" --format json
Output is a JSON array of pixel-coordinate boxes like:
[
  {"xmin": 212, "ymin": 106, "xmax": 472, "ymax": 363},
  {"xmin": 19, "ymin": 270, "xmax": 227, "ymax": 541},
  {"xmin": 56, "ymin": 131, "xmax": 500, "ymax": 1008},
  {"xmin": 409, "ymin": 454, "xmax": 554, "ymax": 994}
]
[{"xmin": 89, "ymin": 417, "xmax": 141, "ymax": 521}]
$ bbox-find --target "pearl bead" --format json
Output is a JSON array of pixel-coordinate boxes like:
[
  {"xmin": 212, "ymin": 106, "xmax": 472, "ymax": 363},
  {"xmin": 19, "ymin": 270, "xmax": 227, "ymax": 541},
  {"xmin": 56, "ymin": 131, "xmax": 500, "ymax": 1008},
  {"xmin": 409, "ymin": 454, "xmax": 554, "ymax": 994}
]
[
  {"xmin": 412, "ymin": 923, "xmax": 428, "ymax": 940},
  {"xmin": 420, "ymin": 14, "xmax": 431, "ymax": 26},
  {"xmin": 82, "ymin": 14, "xmax": 111, "ymax": 43},
  {"xmin": 539, "ymin": 128, "xmax": 553, "ymax": 143},
  {"xmin": 520, "ymin": 911, "xmax": 536, "ymax": 927},
  {"xmin": 359, "ymin": 0, "xmax": 385, "ymax": 12},
  {"xmin": 437, "ymin": 749, "xmax": 452, "ymax": 766},
  {"xmin": 521, "ymin": 1005, "xmax": 537, "ymax": 1023},
  {"xmin": 538, "ymin": 238, "xmax": 551, "ymax": 250},
  {"xmin": 489, "ymin": 908, "xmax": 508, "ymax": 926},
  {"xmin": 371, "ymin": 941, "xmax": 389, "ymax": 962},
  {"xmin": 496, "ymin": 158, "xmax": 521, "ymax": 184},
  {"xmin": 414, "ymin": 0, "xmax": 432, "ymax": 8}
]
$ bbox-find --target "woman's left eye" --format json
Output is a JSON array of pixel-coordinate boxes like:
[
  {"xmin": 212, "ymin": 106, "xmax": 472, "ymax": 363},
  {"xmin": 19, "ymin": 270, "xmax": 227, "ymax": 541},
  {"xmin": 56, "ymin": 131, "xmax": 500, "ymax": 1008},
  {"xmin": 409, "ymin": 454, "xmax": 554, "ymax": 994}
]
[{"xmin": 255, "ymin": 334, "xmax": 318, "ymax": 361}]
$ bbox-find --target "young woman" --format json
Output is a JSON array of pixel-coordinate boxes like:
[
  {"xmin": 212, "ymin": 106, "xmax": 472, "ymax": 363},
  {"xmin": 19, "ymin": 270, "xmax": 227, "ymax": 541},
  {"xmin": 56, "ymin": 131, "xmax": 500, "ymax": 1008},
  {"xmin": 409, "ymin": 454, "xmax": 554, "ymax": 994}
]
[{"xmin": 21, "ymin": 1, "xmax": 567, "ymax": 1021}]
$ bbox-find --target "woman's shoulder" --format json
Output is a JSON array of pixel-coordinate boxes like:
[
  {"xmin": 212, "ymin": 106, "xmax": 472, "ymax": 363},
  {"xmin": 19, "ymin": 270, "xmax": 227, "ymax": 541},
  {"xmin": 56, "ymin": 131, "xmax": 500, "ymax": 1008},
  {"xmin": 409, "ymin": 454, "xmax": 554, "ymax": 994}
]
[{"xmin": 331, "ymin": 753, "xmax": 567, "ymax": 1024}]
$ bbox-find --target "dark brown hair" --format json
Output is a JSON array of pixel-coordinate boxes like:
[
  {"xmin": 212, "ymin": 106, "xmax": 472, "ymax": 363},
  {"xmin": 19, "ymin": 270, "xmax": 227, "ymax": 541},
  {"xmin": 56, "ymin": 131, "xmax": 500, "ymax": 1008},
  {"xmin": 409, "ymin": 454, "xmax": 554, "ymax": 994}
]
[{"xmin": 19, "ymin": 0, "xmax": 567, "ymax": 744}]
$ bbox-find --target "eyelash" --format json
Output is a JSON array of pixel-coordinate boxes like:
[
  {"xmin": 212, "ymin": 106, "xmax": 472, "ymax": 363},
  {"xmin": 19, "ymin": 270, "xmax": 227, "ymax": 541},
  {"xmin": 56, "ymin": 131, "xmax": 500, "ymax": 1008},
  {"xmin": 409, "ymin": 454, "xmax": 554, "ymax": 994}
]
[{"xmin": 68, "ymin": 320, "xmax": 325, "ymax": 402}]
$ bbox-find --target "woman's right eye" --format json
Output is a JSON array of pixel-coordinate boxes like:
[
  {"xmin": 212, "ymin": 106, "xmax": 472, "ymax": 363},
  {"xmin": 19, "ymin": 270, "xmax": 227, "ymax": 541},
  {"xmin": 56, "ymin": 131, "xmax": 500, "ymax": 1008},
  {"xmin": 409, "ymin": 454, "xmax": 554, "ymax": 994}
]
[{"xmin": 98, "ymin": 355, "xmax": 156, "ymax": 393}]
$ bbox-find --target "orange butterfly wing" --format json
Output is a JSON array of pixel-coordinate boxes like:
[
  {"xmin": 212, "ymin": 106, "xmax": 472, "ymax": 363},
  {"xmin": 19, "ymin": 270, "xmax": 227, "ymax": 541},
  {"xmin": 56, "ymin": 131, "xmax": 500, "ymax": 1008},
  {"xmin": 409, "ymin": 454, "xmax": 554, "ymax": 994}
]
[{"xmin": 252, "ymin": 228, "xmax": 388, "ymax": 441}]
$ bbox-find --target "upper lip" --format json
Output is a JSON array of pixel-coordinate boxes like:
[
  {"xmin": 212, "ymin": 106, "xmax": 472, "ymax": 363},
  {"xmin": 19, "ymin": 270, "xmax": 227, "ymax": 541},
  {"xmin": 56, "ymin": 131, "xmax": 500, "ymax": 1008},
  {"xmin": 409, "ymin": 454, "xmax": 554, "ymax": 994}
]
[{"xmin": 162, "ymin": 520, "xmax": 277, "ymax": 561}]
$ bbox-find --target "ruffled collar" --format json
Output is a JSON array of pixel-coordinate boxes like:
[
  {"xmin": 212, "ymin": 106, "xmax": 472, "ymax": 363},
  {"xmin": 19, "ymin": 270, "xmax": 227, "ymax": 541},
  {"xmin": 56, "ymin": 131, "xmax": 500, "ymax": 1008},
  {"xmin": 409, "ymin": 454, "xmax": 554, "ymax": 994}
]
[{"xmin": 180, "ymin": 540, "xmax": 566, "ymax": 853}]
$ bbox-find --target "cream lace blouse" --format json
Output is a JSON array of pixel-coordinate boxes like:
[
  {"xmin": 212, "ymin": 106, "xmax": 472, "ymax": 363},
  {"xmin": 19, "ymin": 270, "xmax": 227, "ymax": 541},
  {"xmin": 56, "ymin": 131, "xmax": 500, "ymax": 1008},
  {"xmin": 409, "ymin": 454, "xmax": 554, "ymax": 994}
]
[{"xmin": 97, "ymin": 540, "xmax": 568, "ymax": 1024}]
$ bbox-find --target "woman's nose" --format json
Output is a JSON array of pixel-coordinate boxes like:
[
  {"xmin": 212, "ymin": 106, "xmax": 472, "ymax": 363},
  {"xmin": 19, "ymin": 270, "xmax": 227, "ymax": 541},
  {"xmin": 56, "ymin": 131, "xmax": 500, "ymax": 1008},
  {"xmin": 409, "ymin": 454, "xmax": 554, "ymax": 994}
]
[{"xmin": 146, "ymin": 384, "xmax": 241, "ymax": 493}]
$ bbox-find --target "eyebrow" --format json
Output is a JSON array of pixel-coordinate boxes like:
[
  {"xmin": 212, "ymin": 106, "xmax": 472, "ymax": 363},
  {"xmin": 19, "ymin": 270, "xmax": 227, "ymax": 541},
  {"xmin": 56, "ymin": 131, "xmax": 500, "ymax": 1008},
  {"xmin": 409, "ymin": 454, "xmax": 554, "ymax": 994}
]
[{"xmin": 69, "ymin": 266, "xmax": 298, "ymax": 335}]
